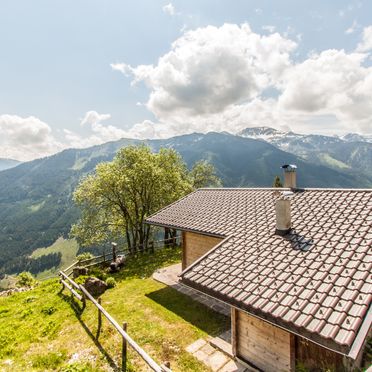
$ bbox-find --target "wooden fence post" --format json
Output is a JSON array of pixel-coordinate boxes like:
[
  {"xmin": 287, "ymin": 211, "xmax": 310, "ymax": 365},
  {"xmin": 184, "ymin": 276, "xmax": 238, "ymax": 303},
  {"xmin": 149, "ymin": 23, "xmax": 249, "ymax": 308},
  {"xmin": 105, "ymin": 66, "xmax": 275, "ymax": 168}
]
[
  {"xmin": 149, "ymin": 241, "xmax": 154, "ymax": 254},
  {"xmin": 112, "ymin": 242, "xmax": 117, "ymax": 262},
  {"xmin": 122, "ymin": 322, "xmax": 127, "ymax": 372},
  {"xmin": 96, "ymin": 298, "xmax": 102, "ymax": 339},
  {"xmin": 161, "ymin": 361, "xmax": 171, "ymax": 371},
  {"xmin": 82, "ymin": 290, "xmax": 86, "ymax": 310}
]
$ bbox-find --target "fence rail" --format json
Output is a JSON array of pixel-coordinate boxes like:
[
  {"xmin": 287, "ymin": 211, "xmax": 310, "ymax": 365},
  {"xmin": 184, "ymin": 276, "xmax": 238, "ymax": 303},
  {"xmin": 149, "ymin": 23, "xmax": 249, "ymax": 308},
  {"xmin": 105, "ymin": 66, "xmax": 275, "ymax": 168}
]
[
  {"xmin": 79, "ymin": 285, "xmax": 171, "ymax": 372},
  {"xmin": 65, "ymin": 236, "xmax": 180, "ymax": 277},
  {"xmin": 59, "ymin": 238, "xmax": 177, "ymax": 371}
]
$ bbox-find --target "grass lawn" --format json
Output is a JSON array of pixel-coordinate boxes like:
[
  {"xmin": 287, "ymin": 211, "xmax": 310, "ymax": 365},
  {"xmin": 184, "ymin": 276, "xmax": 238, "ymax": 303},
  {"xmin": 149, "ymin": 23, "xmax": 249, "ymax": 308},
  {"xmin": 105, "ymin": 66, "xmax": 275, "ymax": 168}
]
[
  {"xmin": 0, "ymin": 247, "xmax": 229, "ymax": 371},
  {"xmin": 31, "ymin": 238, "xmax": 79, "ymax": 280}
]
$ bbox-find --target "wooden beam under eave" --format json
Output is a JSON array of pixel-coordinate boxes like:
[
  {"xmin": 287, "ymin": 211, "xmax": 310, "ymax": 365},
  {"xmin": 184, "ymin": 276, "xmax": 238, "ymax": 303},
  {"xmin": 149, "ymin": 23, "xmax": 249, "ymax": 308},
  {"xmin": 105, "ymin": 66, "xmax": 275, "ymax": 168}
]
[
  {"xmin": 290, "ymin": 334, "xmax": 296, "ymax": 371},
  {"xmin": 231, "ymin": 307, "xmax": 237, "ymax": 356},
  {"xmin": 182, "ymin": 231, "xmax": 186, "ymax": 271}
]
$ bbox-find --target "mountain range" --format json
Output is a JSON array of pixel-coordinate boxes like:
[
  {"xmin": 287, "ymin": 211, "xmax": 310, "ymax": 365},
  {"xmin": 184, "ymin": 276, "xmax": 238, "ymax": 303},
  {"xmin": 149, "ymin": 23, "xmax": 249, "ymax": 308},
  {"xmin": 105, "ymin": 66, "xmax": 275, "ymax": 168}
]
[
  {"xmin": 0, "ymin": 130, "xmax": 371, "ymax": 277},
  {"xmin": 239, "ymin": 127, "xmax": 372, "ymax": 177}
]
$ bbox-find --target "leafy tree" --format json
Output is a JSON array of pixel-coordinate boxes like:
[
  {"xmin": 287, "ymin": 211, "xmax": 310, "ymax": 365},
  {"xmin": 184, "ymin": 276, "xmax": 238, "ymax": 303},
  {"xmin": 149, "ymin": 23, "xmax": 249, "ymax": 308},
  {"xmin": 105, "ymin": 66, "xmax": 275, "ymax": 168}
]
[
  {"xmin": 71, "ymin": 145, "xmax": 214, "ymax": 251},
  {"xmin": 273, "ymin": 175, "xmax": 283, "ymax": 187},
  {"xmin": 189, "ymin": 160, "xmax": 222, "ymax": 189}
]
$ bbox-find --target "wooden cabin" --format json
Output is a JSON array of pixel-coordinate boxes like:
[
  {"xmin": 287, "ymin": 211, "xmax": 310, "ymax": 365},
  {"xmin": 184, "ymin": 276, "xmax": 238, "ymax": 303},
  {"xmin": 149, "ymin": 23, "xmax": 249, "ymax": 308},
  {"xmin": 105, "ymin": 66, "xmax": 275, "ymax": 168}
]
[{"xmin": 146, "ymin": 183, "xmax": 372, "ymax": 371}]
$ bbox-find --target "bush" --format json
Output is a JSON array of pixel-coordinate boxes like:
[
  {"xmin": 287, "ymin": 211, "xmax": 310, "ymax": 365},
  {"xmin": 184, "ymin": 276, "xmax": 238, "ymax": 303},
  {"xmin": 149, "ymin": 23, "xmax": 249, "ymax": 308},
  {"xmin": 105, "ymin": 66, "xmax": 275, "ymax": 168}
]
[
  {"xmin": 106, "ymin": 277, "xmax": 116, "ymax": 288},
  {"xmin": 16, "ymin": 272, "xmax": 37, "ymax": 288},
  {"xmin": 88, "ymin": 267, "xmax": 107, "ymax": 281},
  {"xmin": 76, "ymin": 252, "xmax": 94, "ymax": 262}
]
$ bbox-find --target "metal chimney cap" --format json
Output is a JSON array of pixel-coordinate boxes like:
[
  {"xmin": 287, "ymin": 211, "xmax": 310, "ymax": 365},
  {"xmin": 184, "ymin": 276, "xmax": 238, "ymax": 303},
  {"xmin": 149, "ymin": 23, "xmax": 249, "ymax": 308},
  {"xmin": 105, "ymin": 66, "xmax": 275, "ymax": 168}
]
[{"xmin": 281, "ymin": 164, "xmax": 297, "ymax": 172}]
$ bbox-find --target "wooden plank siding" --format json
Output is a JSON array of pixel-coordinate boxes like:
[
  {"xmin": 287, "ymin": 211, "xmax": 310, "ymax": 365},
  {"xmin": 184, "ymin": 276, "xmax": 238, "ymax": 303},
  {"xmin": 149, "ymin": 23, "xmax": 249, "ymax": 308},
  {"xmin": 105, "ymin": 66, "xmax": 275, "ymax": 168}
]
[
  {"xmin": 182, "ymin": 231, "xmax": 222, "ymax": 270},
  {"xmin": 235, "ymin": 310, "xmax": 293, "ymax": 372},
  {"xmin": 295, "ymin": 337, "xmax": 345, "ymax": 372}
]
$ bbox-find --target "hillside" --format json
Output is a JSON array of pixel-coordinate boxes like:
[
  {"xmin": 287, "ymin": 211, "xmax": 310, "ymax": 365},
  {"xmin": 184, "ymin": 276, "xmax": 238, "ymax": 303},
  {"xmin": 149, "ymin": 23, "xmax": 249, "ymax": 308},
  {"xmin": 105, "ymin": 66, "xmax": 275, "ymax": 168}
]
[
  {"xmin": 0, "ymin": 248, "xmax": 228, "ymax": 371},
  {"xmin": 239, "ymin": 127, "xmax": 372, "ymax": 177},
  {"xmin": 0, "ymin": 132, "xmax": 371, "ymax": 277},
  {"xmin": 0, "ymin": 158, "xmax": 21, "ymax": 171}
]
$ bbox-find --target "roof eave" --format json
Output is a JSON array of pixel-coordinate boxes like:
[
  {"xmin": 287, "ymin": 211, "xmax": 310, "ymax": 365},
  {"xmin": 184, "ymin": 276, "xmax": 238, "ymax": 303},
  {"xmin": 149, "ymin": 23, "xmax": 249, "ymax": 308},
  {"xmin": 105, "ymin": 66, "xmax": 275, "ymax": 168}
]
[{"xmin": 180, "ymin": 276, "xmax": 355, "ymax": 357}]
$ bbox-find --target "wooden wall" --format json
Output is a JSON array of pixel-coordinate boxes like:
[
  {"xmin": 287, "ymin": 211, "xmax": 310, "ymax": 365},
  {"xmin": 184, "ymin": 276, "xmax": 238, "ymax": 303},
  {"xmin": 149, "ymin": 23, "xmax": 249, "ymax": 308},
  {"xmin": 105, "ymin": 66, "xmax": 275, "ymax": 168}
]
[
  {"xmin": 233, "ymin": 309, "xmax": 294, "ymax": 372},
  {"xmin": 182, "ymin": 231, "xmax": 222, "ymax": 270},
  {"xmin": 295, "ymin": 337, "xmax": 345, "ymax": 372}
]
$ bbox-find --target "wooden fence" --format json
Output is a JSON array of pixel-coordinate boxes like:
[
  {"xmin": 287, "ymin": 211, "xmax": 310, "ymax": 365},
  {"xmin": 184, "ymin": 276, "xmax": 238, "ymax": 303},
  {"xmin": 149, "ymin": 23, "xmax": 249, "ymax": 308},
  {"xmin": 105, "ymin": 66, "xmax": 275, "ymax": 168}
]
[
  {"xmin": 64, "ymin": 236, "xmax": 180, "ymax": 277},
  {"xmin": 59, "ymin": 237, "xmax": 179, "ymax": 371}
]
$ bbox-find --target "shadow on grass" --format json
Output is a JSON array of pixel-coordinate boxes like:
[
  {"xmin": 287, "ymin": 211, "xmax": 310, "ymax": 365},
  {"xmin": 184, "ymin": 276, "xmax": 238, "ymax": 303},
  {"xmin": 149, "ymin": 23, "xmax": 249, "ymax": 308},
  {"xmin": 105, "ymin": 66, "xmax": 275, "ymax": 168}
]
[
  {"xmin": 110, "ymin": 247, "xmax": 181, "ymax": 282},
  {"xmin": 146, "ymin": 286, "xmax": 230, "ymax": 337},
  {"xmin": 58, "ymin": 290, "xmax": 120, "ymax": 371}
]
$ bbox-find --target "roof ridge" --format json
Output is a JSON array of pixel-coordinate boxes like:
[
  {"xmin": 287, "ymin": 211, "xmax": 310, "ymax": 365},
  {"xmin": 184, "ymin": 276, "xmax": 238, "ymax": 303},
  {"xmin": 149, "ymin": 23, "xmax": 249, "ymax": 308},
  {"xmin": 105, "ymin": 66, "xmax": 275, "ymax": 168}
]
[{"xmin": 198, "ymin": 187, "xmax": 372, "ymax": 192}]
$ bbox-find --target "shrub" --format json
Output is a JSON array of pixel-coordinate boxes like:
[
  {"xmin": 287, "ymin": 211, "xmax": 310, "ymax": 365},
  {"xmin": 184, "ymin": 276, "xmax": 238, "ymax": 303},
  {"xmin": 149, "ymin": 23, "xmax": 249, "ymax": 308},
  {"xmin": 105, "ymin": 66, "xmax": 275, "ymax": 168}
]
[
  {"xmin": 88, "ymin": 267, "xmax": 107, "ymax": 281},
  {"xmin": 16, "ymin": 272, "xmax": 37, "ymax": 288},
  {"xmin": 106, "ymin": 277, "xmax": 116, "ymax": 288},
  {"xmin": 76, "ymin": 252, "xmax": 94, "ymax": 262}
]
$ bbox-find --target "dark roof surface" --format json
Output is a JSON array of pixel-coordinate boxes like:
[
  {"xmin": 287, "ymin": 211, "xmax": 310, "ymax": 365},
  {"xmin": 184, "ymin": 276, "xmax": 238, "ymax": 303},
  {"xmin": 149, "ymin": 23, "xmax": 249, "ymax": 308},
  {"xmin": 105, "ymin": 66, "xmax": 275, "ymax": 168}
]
[{"xmin": 146, "ymin": 188, "xmax": 372, "ymax": 355}]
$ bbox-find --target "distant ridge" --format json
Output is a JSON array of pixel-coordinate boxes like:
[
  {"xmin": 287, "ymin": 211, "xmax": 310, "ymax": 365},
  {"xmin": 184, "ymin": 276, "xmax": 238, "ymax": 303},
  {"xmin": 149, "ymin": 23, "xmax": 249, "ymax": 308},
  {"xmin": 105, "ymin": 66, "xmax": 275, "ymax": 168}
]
[{"xmin": 0, "ymin": 158, "xmax": 21, "ymax": 171}]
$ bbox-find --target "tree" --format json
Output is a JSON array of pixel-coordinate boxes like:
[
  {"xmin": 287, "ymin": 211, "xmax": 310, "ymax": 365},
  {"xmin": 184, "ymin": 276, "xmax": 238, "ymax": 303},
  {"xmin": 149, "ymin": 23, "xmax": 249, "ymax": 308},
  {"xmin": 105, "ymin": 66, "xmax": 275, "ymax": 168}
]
[
  {"xmin": 71, "ymin": 145, "xmax": 219, "ymax": 252},
  {"xmin": 273, "ymin": 175, "xmax": 283, "ymax": 187},
  {"xmin": 189, "ymin": 160, "xmax": 222, "ymax": 189}
]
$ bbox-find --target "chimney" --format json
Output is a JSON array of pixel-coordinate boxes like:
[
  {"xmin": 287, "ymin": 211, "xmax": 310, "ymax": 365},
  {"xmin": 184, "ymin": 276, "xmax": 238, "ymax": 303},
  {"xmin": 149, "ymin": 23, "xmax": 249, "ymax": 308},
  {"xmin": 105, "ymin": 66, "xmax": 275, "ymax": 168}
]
[
  {"xmin": 281, "ymin": 164, "xmax": 297, "ymax": 188},
  {"xmin": 275, "ymin": 198, "xmax": 291, "ymax": 236}
]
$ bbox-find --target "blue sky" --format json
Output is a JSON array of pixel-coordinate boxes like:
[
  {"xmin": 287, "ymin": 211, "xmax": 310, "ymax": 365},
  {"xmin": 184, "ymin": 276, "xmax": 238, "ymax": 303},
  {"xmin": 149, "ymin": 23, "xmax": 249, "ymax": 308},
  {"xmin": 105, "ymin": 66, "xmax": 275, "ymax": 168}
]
[{"xmin": 0, "ymin": 0, "xmax": 371, "ymax": 160}]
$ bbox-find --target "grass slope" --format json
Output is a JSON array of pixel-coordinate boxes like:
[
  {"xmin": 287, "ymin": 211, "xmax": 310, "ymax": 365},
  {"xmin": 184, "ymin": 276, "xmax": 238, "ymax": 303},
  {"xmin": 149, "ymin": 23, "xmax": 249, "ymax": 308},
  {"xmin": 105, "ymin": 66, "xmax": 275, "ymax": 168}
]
[
  {"xmin": 31, "ymin": 238, "xmax": 79, "ymax": 280},
  {"xmin": 0, "ymin": 247, "xmax": 229, "ymax": 371}
]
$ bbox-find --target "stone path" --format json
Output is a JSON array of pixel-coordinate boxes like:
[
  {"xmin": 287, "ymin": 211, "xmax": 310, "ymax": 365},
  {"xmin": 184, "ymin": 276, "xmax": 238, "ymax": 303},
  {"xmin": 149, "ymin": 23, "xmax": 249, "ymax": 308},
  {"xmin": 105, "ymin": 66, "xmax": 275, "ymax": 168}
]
[
  {"xmin": 153, "ymin": 264, "xmax": 252, "ymax": 371},
  {"xmin": 186, "ymin": 338, "xmax": 249, "ymax": 372},
  {"xmin": 153, "ymin": 263, "xmax": 230, "ymax": 317}
]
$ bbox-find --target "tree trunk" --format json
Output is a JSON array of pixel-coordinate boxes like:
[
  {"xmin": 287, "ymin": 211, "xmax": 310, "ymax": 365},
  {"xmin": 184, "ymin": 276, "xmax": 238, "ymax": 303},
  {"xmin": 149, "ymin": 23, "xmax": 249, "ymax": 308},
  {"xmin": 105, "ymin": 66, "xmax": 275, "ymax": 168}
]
[{"xmin": 164, "ymin": 228, "xmax": 170, "ymax": 247}]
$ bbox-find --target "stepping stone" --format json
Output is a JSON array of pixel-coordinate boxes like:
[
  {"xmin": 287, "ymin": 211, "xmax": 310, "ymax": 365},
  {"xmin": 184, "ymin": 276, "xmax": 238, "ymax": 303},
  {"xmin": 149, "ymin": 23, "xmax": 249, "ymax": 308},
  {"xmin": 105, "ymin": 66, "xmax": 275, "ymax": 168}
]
[
  {"xmin": 186, "ymin": 338, "xmax": 207, "ymax": 353},
  {"xmin": 194, "ymin": 349, "xmax": 210, "ymax": 364},
  {"xmin": 208, "ymin": 350, "xmax": 229, "ymax": 371},
  {"xmin": 219, "ymin": 360, "xmax": 247, "ymax": 372},
  {"xmin": 200, "ymin": 342, "xmax": 216, "ymax": 355}
]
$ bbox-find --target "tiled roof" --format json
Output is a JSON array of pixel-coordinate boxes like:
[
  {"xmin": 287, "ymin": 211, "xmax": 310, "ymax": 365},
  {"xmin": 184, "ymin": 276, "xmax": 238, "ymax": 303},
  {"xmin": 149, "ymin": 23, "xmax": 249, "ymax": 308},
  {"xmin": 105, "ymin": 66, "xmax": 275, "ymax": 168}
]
[{"xmin": 146, "ymin": 188, "xmax": 372, "ymax": 356}]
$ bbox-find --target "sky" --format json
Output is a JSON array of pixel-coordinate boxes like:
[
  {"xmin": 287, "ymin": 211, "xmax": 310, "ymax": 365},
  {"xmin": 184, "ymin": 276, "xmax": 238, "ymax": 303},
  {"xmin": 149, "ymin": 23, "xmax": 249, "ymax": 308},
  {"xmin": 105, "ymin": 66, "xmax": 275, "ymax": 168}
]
[{"xmin": 0, "ymin": 0, "xmax": 372, "ymax": 161}]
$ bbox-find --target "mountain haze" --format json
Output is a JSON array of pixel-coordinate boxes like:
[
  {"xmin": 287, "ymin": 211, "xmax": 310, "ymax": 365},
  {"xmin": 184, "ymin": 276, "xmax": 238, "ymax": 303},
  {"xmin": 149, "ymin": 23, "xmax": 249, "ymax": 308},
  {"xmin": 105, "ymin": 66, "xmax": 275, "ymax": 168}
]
[{"xmin": 0, "ymin": 158, "xmax": 21, "ymax": 171}]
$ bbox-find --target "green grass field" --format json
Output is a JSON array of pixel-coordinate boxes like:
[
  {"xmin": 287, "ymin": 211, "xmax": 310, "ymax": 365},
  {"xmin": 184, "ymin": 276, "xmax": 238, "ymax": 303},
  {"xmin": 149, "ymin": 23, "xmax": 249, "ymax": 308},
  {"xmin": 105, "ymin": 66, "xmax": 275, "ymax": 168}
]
[
  {"xmin": 0, "ymin": 247, "xmax": 229, "ymax": 371},
  {"xmin": 31, "ymin": 238, "xmax": 79, "ymax": 279}
]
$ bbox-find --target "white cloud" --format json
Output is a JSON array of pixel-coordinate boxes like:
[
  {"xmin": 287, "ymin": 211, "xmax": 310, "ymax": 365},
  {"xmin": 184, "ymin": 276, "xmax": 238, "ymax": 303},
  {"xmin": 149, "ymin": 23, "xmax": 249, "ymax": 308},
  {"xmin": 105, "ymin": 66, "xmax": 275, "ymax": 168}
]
[
  {"xmin": 163, "ymin": 3, "xmax": 175, "ymax": 16},
  {"xmin": 110, "ymin": 63, "xmax": 131, "ymax": 76},
  {"xmin": 345, "ymin": 20, "xmax": 358, "ymax": 34},
  {"xmin": 356, "ymin": 25, "xmax": 372, "ymax": 52},
  {"xmin": 81, "ymin": 111, "xmax": 111, "ymax": 126},
  {"xmin": 111, "ymin": 23, "xmax": 372, "ymax": 136},
  {"xmin": 0, "ymin": 115, "xmax": 63, "ymax": 161},
  {"xmin": 64, "ymin": 111, "xmax": 166, "ymax": 149},
  {"xmin": 115, "ymin": 24, "xmax": 296, "ymax": 120},
  {"xmin": 262, "ymin": 25, "xmax": 275, "ymax": 33},
  {"xmin": 278, "ymin": 49, "xmax": 372, "ymax": 132}
]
